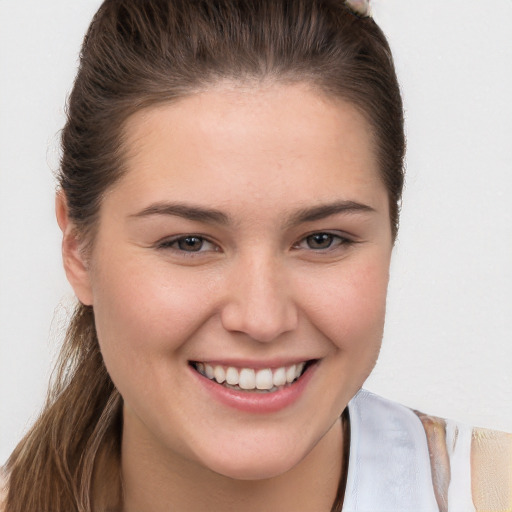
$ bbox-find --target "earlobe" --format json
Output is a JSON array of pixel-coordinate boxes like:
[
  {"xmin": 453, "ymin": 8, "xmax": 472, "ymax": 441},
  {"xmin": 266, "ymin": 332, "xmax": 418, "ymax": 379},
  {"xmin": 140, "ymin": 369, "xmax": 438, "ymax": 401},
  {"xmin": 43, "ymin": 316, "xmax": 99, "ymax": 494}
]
[{"xmin": 56, "ymin": 191, "xmax": 94, "ymax": 306}]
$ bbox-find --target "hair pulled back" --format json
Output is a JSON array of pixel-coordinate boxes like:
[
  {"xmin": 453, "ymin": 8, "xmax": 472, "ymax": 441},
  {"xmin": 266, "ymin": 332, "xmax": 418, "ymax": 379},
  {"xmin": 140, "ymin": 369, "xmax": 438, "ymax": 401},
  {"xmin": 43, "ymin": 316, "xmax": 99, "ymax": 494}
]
[{"xmin": 5, "ymin": 2, "xmax": 404, "ymax": 510}]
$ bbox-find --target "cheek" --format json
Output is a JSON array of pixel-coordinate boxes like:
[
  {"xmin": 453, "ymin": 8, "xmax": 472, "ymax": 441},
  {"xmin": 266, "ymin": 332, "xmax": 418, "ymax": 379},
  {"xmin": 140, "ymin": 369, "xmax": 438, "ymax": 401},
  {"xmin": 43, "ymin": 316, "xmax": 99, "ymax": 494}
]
[
  {"xmin": 295, "ymin": 257, "xmax": 390, "ymax": 421},
  {"xmin": 302, "ymin": 259, "xmax": 389, "ymax": 353},
  {"xmin": 89, "ymin": 260, "xmax": 223, "ymax": 420},
  {"xmin": 89, "ymin": 257, "xmax": 217, "ymax": 369}
]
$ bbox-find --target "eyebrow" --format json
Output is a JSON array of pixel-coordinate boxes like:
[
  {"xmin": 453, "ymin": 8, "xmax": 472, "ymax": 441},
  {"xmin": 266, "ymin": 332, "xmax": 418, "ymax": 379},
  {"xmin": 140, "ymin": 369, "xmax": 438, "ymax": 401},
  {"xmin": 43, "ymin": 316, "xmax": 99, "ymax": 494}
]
[
  {"xmin": 284, "ymin": 200, "xmax": 376, "ymax": 228},
  {"xmin": 130, "ymin": 202, "xmax": 230, "ymax": 224},
  {"xmin": 130, "ymin": 200, "xmax": 375, "ymax": 226}
]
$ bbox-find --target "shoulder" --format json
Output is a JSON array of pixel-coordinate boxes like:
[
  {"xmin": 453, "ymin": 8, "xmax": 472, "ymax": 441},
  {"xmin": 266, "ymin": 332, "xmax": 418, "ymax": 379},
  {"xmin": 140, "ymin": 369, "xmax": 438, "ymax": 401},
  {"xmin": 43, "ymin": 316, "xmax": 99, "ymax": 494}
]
[
  {"xmin": 471, "ymin": 425, "xmax": 512, "ymax": 511},
  {"xmin": 414, "ymin": 405, "xmax": 512, "ymax": 511},
  {"xmin": 348, "ymin": 390, "xmax": 512, "ymax": 511}
]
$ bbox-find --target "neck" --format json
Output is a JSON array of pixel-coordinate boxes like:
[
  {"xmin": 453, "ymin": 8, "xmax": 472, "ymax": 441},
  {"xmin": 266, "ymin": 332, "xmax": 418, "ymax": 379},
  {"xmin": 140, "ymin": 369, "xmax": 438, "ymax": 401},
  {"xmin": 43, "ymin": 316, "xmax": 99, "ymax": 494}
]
[{"xmin": 120, "ymin": 412, "xmax": 348, "ymax": 512}]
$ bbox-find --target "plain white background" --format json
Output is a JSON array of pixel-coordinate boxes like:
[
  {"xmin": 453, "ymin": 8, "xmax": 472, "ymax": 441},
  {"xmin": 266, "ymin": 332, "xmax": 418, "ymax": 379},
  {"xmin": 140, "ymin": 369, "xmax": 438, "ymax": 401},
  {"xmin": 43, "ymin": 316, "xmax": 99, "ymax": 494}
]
[{"xmin": 1, "ymin": 0, "xmax": 511, "ymax": 465}]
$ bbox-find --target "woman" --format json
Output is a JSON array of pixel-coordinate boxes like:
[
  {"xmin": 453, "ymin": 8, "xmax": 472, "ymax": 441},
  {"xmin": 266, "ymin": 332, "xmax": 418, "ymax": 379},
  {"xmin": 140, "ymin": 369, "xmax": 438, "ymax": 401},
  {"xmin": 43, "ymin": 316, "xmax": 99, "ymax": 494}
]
[{"xmin": 2, "ymin": 0, "xmax": 511, "ymax": 510}]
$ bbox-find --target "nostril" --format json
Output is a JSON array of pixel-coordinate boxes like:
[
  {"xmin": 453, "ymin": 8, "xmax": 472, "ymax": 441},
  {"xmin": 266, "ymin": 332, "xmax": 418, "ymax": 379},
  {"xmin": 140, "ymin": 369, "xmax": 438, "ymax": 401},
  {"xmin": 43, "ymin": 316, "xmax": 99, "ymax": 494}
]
[{"xmin": 220, "ymin": 299, "xmax": 298, "ymax": 342}]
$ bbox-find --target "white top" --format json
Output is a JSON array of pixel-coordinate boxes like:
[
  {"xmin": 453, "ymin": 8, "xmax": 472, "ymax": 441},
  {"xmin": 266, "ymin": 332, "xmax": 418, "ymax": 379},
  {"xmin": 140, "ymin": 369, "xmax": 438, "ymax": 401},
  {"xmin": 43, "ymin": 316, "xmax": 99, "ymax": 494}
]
[{"xmin": 344, "ymin": 390, "xmax": 512, "ymax": 512}]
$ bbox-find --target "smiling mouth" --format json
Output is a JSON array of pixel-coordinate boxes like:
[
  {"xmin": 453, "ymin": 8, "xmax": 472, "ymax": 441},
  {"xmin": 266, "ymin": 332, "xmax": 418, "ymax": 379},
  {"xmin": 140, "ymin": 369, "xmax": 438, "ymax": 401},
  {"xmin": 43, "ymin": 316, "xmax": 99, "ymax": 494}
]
[{"xmin": 190, "ymin": 361, "xmax": 314, "ymax": 393}]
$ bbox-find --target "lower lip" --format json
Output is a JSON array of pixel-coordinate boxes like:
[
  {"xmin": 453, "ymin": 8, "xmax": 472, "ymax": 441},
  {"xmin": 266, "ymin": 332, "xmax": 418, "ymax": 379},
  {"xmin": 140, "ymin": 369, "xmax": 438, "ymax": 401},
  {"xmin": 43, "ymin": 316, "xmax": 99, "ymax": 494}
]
[{"xmin": 190, "ymin": 363, "xmax": 318, "ymax": 414}]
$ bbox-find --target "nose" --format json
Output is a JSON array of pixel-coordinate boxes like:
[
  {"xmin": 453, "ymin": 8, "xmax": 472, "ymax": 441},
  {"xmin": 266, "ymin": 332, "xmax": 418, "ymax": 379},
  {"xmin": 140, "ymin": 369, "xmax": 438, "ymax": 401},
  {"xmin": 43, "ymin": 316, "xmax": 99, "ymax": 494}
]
[{"xmin": 220, "ymin": 253, "xmax": 298, "ymax": 343}]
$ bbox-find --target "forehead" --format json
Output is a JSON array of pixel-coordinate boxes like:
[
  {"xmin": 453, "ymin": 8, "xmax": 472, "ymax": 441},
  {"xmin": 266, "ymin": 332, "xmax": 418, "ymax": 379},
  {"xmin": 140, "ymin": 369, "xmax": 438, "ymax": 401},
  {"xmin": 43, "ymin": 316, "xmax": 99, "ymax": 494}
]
[{"xmin": 115, "ymin": 83, "xmax": 386, "ymax": 214}]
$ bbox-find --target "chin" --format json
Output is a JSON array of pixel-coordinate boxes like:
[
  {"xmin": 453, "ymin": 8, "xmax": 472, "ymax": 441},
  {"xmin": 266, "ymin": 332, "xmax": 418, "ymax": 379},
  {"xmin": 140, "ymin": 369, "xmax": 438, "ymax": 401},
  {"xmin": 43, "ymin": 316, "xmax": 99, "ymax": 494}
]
[
  {"xmin": 195, "ymin": 437, "xmax": 309, "ymax": 481},
  {"xmin": 207, "ymin": 455, "xmax": 301, "ymax": 481}
]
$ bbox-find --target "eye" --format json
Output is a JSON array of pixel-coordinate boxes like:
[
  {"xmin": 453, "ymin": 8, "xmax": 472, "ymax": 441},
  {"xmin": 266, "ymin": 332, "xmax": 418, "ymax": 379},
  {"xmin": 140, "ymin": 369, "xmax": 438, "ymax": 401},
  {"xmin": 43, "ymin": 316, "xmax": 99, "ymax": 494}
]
[
  {"xmin": 294, "ymin": 232, "xmax": 351, "ymax": 251},
  {"xmin": 305, "ymin": 233, "xmax": 337, "ymax": 249},
  {"xmin": 176, "ymin": 236, "xmax": 206, "ymax": 252},
  {"xmin": 157, "ymin": 235, "xmax": 218, "ymax": 253}
]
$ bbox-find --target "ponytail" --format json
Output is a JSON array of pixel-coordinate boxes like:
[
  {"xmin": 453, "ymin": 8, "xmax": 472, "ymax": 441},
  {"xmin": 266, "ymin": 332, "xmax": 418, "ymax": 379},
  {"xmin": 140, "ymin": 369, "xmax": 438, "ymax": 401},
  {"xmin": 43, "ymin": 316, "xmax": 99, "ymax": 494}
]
[{"xmin": 5, "ymin": 304, "xmax": 122, "ymax": 512}]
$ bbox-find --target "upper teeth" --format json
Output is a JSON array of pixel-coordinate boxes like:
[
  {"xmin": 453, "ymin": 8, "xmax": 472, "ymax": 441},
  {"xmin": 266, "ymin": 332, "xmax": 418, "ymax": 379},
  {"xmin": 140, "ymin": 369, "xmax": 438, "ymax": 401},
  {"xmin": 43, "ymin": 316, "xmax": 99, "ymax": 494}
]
[{"xmin": 194, "ymin": 362, "xmax": 307, "ymax": 390}]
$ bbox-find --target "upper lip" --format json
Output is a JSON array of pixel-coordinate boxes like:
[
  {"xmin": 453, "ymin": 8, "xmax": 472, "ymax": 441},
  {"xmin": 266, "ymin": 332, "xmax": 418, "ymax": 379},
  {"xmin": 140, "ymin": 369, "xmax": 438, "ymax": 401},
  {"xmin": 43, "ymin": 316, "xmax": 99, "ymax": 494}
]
[{"xmin": 189, "ymin": 358, "xmax": 318, "ymax": 370}]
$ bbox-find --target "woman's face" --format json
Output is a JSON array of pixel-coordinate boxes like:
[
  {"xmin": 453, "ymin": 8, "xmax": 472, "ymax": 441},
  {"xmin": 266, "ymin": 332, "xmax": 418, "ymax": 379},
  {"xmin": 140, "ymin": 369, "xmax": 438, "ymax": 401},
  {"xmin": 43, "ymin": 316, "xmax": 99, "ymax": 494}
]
[{"xmin": 70, "ymin": 83, "xmax": 393, "ymax": 480}]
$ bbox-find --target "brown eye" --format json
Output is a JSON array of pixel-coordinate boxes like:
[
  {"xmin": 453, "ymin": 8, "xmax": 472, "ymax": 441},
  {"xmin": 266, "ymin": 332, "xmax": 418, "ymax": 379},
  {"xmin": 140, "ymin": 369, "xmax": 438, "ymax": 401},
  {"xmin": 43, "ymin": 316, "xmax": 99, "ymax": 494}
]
[
  {"xmin": 177, "ymin": 236, "xmax": 204, "ymax": 252},
  {"xmin": 157, "ymin": 235, "xmax": 218, "ymax": 254},
  {"xmin": 306, "ymin": 233, "xmax": 336, "ymax": 249},
  {"xmin": 293, "ymin": 232, "xmax": 352, "ymax": 253}
]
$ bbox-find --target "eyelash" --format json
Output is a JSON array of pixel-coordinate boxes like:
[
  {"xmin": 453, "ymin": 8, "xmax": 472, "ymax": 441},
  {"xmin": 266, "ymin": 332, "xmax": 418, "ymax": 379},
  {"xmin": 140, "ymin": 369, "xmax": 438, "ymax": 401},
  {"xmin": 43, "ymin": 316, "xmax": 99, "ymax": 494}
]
[
  {"xmin": 292, "ymin": 232, "xmax": 353, "ymax": 252},
  {"xmin": 156, "ymin": 235, "xmax": 219, "ymax": 255},
  {"xmin": 156, "ymin": 232, "xmax": 354, "ymax": 256}
]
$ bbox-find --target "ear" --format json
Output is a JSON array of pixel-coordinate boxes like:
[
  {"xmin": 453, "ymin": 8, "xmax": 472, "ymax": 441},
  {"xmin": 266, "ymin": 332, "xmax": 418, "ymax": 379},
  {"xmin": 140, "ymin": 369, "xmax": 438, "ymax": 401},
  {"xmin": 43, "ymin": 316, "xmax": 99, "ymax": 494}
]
[{"xmin": 56, "ymin": 191, "xmax": 94, "ymax": 306}]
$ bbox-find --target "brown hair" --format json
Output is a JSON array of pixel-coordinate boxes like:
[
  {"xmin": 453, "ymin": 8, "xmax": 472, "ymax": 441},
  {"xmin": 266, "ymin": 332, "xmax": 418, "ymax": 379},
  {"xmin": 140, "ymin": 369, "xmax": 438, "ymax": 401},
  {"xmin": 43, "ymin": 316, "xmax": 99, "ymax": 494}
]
[{"xmin": 4, "ymin": 1, "xmax": 404, "ymax": 510}]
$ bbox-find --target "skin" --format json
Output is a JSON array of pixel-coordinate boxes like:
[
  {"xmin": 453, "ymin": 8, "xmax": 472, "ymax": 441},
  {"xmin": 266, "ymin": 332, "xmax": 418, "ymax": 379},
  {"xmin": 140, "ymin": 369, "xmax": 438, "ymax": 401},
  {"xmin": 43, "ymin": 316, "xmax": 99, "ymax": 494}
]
[{"xmin": 58, "ymin": 82, "xmax": 393, "ymax": 512}]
